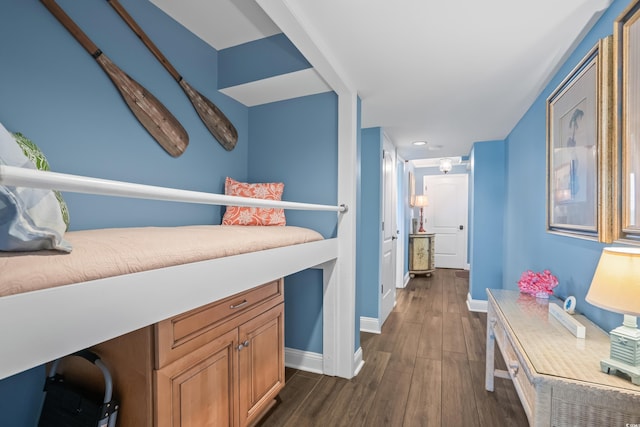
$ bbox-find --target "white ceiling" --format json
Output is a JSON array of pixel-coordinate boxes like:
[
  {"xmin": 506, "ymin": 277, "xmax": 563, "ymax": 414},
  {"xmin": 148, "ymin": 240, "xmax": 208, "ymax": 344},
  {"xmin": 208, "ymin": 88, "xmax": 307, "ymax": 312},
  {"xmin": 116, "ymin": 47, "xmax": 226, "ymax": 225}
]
[{"xmin": 150, "ymin": 0, "xmax": 612, "ymax": 161}]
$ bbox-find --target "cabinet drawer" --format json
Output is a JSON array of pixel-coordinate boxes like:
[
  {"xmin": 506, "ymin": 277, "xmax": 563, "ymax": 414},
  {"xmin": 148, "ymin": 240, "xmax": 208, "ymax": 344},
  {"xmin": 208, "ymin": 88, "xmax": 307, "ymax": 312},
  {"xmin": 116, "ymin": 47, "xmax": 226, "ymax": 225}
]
[
  {"xmin": 491, "ymin": 313, "xmax": 535, "ymax": 422},
  {"xmin": 156, "ymin": 279, "xmax": 283, "ymax": 368}
]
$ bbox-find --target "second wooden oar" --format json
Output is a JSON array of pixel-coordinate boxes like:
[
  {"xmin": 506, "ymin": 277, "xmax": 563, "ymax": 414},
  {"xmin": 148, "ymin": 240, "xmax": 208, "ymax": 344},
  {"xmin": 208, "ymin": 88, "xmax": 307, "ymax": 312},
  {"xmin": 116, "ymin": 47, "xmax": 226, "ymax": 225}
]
[
  {"xmin": 41, "ymin": 0, "xmax": 189, "ymax": 157},
  {"xmin": 108, "ymin": 0, "xmax": 239, "ymax": 151}
]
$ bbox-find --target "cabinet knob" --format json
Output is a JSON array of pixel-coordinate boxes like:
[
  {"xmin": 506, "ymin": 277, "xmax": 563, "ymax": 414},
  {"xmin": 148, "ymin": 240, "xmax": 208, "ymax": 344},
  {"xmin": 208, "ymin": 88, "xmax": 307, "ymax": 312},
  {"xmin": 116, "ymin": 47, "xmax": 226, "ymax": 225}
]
[
  {"xmin": 243, "ymin": 340, "xmax": 250, "ymax": 347},
  {"xmin": 509, "ymin": 362, "xmax": 519, "ymax": 377}
]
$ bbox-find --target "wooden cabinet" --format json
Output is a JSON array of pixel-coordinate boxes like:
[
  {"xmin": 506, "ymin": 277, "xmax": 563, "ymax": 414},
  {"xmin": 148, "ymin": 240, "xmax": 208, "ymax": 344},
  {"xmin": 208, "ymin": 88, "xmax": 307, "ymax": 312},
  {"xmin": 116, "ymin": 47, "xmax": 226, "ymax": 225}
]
[
  {"xmin": 155, "ymin": 328, "xmax": 238, "ymax": 427},
  {"xmin": 408, "ymin": 233, "xmax": 435, "ymax": 277},
  {"xmin": 56, "ymin": 280, "xmax": 285, "ymax": 427},
  {"xmin": 238, "ymin": 306, "xmax": 284, "ymax": 426}
]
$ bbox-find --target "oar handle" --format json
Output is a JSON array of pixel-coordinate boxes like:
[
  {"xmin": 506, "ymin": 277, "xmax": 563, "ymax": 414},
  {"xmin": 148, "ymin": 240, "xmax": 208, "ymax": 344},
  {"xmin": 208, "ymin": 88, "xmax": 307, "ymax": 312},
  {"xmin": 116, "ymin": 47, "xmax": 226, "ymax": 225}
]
[
  {"xmin": 107, "ymin": 0, "xmax": 182, "ymax": 82},
  {"xmin": 41, "ymin": 0, "xmax": 101, "ymax": 57}
]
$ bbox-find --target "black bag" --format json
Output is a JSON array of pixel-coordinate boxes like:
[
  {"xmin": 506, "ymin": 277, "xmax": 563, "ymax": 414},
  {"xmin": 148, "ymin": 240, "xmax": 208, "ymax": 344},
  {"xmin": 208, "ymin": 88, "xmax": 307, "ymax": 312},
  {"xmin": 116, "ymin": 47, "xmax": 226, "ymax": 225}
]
[{"xmin": 38, "ymin": 350, "xmax": 119, "ymax": 427}]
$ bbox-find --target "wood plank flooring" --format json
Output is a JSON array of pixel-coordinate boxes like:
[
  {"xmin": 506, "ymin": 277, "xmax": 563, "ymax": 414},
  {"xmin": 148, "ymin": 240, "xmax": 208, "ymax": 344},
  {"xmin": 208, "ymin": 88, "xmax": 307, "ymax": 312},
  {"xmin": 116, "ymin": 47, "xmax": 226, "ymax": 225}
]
[{"xmin": 257, "ymin": 269, "xmax": 529, "ymax": 427}]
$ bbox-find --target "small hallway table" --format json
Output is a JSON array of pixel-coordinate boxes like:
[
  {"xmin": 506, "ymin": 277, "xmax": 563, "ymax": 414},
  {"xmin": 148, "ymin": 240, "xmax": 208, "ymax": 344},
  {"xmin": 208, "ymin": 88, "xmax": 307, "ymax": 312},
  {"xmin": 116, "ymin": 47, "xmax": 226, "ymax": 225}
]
[{"xmin": 485, "ymin": 288, "xmax": 640, "ymax": 426}]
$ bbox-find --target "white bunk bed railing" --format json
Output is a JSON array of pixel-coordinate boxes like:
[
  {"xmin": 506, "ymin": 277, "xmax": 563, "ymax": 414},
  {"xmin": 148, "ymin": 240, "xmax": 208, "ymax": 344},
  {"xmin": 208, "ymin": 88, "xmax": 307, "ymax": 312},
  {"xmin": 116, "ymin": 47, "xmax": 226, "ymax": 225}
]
[
  {"xmin": 0, "ymin": 165, "xmax": 348, "ymax": 212},
  {"xmin": 0, "ymin": 164, "xmax": 346, "ymax": 380}
]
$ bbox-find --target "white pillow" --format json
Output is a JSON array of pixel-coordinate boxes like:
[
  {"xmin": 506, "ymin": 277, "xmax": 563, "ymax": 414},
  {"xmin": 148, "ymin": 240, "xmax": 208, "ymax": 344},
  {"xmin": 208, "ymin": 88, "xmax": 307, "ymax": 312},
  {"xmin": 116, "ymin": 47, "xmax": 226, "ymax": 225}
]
[{"xmin": 0, "ymin": 122, "xmax": 71, "ymax": 252}]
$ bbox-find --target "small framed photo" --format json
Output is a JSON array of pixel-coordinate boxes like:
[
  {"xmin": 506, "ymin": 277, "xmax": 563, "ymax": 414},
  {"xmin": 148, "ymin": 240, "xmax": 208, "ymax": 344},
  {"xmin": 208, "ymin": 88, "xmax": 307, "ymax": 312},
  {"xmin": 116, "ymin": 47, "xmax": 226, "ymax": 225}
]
[{"xmin": 546, "ymin": 36, "xmax": 614, "ymax": 242}]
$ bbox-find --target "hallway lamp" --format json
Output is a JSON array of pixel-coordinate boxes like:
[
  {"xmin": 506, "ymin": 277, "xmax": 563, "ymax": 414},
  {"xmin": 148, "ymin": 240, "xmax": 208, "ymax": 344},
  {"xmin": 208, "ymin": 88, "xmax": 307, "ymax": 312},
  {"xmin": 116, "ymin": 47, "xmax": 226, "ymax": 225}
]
[
  {"xmin": 414, "ymin": 195, "xmax": 428, "ymax": 233},
  {"xmin": 586, "ymin": 247, "xmax": 640, "ymax": 385}
]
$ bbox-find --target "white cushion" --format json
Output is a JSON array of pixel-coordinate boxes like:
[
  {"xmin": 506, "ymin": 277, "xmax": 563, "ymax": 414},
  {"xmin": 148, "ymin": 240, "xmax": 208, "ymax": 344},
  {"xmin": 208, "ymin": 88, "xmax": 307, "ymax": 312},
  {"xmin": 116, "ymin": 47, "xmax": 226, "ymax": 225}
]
[{"xmin": 0, "ymin": 122, "xmax": 71, "ymax": 252}]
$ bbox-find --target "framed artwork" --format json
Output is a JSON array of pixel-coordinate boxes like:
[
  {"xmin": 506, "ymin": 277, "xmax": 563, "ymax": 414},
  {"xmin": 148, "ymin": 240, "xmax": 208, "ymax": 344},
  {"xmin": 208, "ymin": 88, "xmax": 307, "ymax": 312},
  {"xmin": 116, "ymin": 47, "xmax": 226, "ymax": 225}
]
[
  {"xmin": 408, "ymin": 171, "xmax": 415, "ymax": 207},
  {"xmin": 546, "ymin": 36, "xmax": 613, "ymax": 242},
  {"xmin": 617, "ymin": 0, "xmax": 640, "ymax": 240}
]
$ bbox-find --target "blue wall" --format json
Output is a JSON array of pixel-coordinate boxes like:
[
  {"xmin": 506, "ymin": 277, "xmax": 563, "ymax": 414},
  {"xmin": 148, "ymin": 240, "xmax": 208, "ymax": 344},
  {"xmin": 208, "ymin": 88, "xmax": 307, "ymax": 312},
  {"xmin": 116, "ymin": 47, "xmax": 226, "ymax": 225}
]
[
  {"xmin": 1, "ymin": 0, "xmax": 248, "ymax": 230},
  {"xmin": 502, "ymin": 0, "xmax": 631, "ymax": 332},
  {"xmin": 1, "ymin": 1, "xmax": 249, "ymax": 425},
  {"xmin": 469, "ymin": 140, "xmax": 506, "ymax": 300},
  {"xmin": 218, "ymin": 33, "xmax": 311, "ymax": 88},
  {"xmin": 358, "ymin": 128, "xmax": 382, "ymax": 319},
  {"xmin": 248, "ymin": 92, "xmax": 338, "ymax": 353}
]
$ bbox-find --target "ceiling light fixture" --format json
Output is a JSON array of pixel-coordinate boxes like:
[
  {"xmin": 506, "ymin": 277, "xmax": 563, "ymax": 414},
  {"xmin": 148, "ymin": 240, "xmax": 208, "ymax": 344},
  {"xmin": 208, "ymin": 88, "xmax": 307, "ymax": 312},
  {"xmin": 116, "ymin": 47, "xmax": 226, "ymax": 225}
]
[
  {"xmin": 412, "ymin": 141, "xmax": 427, "ymax": 146},
  {"xmin": 439, "ymin": 158, "xmax": 452, "ymax": 174}
]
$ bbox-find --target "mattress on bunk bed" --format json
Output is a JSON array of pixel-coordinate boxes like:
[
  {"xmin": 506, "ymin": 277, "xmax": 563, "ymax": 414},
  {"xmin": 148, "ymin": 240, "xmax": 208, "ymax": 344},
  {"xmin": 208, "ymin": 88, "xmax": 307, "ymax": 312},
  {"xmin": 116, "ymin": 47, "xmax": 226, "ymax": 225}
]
[{"xmin": 0, "ymin": 225, "xmax": 323, "ymax": 297}]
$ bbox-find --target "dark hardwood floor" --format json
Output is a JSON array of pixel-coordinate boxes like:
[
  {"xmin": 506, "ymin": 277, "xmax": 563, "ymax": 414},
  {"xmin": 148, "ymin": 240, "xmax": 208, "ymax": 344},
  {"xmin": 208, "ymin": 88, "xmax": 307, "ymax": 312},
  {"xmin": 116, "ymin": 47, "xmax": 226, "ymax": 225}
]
[{"xmin": 257, "ymin": 269, "xmax": 529, "ymax": 427}]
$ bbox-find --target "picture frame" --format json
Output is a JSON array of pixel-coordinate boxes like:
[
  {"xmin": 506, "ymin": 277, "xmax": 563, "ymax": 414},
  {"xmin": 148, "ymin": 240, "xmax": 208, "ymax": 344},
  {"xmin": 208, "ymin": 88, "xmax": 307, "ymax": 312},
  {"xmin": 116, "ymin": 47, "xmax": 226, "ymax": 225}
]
[
  {"xmin": 546, "ymin": 36, "xmax": 614, "ymax": 242},
  {"xmin": 616, "ymin": 0, "xmax": 640, "ymax": 241},
  {"xmin": 408, "ymin": 171, "xmax": 415, "ymax": 207}
]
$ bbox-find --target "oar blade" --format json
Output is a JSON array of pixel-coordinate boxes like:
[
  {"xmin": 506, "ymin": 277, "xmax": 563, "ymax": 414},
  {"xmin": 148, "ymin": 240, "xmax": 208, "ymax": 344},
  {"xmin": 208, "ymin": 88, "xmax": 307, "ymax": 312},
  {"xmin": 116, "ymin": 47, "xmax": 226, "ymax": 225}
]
[
  {"xmin": 97, "ymin": 55, "xmax": 189, "ymax": 157},
  {"xmin": 179, "ymin": 80, "xmax": 238, "ymax": 151}
]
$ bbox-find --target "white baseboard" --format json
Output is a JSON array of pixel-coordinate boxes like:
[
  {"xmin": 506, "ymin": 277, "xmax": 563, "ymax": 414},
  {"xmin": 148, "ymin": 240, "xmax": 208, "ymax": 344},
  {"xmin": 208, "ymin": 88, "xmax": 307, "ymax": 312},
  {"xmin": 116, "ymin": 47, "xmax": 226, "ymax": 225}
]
[
  {"xmin": 466, "ymin": 292, "xmax": 488, "ymax": 312},
  {"xmin": 284, "ymin": 347, "xmax": 323, "ymax": 374},
  {"xmin": 403, "ymin": 272, "xmax": 410, "ymax": 287},
  {"xmin": 285, "ymin": 346, "xmax": 365, "ymax": 378},
  {"xmin": 360, "ymin": 316, "xmax": 381, "ymax": 334},
  {"xmin": 353, "ymin": 346, "xmax": 364, "ymax": 377}
]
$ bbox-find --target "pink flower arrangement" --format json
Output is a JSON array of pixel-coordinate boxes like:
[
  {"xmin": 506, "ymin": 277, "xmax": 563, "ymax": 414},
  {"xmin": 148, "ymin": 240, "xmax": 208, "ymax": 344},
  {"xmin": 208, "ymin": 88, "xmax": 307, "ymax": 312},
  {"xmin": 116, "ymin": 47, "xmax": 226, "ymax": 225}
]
[{"xmin": 517, "ymin": 269, "xmax": 558, "ymax": 297}]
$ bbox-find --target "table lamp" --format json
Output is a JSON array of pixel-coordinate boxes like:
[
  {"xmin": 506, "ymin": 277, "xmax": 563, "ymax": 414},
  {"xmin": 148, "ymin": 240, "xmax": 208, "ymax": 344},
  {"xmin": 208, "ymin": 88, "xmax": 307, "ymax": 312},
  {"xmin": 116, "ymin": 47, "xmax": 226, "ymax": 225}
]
[
  {"xmin": 586, "ymin": 247, "xmax": 640, "ymax": 385},
  {"xmin": 414, "ymin": 195, "xmax": 428, "ymax": 233}
]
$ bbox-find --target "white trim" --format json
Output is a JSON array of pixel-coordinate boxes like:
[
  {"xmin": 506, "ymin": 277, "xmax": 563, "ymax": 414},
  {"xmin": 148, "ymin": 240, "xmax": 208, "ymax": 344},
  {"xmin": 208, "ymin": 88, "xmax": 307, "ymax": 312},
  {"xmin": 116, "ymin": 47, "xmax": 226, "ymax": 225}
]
[
  {"xmin": 255, "ymin": 1, "xmax": 355, "ymax": 94},
  {"xmin": 353, "ymin": 346, "xmax": 364, "ymax": 376},
  {"xmin": 465, "ymin": 263, "xmax": 470, "ymax": 271},
  {"xmin": 466, "ymin": 292, "xmax": 488, "ymax": 313},
  {"xmin": 0, "ymin": 165, "xmax": 344, "ymax": 213},
  {"xmin": 360, "ymin": 316, "xmax": 381, "ymax": 334},
  {"xmin": 256, "ymin": 0, "xmax": 358, "ymax": 380},
  {"xmin": 219, "ymin": 68, "xmax": 332, "ymax": 107},
  {"xmin": 285, "ymin": 346, "xmax": 364, "ymax": 378},
  {"xmin": 0, "ymin": 238, "xmax": 338, "ymax": 380},
  {"xmin": 284, "ymin": 347, "xmax": 323, "ymax": 374},
  {"xmin": 402, "ymin": 272, "xmax": 411, "ymax": 288}
]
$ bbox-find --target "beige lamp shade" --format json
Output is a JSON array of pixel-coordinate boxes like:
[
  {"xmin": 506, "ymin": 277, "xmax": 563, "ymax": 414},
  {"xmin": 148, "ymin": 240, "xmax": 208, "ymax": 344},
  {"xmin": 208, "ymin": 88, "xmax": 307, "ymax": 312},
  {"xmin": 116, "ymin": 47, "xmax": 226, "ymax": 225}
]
[
  {"xmin": 586, "ymin": 247, "xmax": 640, "ymax": 316},
  {"xmin": 414, "ymin": 195, "xmax": 429, "ymax": 207}
]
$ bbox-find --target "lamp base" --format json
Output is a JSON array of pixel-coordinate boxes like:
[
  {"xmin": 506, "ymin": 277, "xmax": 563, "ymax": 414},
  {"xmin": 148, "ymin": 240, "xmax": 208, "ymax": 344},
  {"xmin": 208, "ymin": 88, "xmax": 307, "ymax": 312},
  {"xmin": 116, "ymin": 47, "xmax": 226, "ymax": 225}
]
[
  {"xmin": 601, "ymin": 319, "xmax": 640, "ymax": 384},
  {"xmin": 600, "ymin": 358, "xmax": 640, "ymax": 385}
]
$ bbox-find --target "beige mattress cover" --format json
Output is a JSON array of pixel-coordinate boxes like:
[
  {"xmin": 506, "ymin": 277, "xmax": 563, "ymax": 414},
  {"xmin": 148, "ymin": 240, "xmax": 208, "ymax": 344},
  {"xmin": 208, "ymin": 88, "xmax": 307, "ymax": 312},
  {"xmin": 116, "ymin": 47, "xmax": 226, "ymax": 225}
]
[{"xmin": 0, "ymin": 225, "xmax": 323, "ymax": 297}]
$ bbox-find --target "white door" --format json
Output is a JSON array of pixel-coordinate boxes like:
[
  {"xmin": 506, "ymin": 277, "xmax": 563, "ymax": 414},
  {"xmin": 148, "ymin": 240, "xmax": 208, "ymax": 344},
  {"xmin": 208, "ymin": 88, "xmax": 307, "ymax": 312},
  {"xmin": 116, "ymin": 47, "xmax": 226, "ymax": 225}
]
[
  {"xmin": 423, "ymin": 174, "xmax": 468, "ymax": 269},
  {"xmin": 380, "ymin": 138, "xmax": 397, "ymax": 326}
]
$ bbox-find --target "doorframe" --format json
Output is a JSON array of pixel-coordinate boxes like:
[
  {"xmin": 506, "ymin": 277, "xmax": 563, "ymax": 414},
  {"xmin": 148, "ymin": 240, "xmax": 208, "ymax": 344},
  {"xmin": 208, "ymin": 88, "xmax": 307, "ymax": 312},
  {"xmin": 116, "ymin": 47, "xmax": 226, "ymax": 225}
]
[{"xmin": 396, "ymin": 156, "xmax": 407, "ymax": 288}]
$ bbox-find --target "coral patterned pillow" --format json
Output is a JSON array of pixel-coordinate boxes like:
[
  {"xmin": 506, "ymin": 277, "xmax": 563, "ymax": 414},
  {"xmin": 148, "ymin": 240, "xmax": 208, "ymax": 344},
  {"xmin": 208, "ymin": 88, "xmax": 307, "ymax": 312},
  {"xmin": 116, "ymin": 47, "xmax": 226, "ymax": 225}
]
[{"xmin": 222, "ymin": 177, "xmax": 286, "ymax": 226}]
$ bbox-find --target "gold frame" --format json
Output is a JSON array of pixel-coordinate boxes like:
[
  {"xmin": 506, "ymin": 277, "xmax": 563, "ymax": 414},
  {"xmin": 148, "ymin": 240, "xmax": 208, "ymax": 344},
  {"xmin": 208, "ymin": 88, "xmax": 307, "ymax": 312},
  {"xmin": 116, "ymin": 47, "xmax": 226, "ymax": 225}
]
[
  {"xmin": 408, "ymin": 171, "xmax": 415, "ymax": 207},
  {"xmin": 615, "ymin": 0, "xmax": 640, "ymax": 242},
  {"xmin": 545, "ymin": 36, "xmax": 614, "ymax": 242}
]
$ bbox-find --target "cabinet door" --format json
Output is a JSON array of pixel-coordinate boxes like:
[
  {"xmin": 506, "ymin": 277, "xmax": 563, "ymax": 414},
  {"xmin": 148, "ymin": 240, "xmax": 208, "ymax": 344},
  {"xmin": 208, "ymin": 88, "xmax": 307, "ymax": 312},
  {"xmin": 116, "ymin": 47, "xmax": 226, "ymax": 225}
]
[
  {"xmin": 410, "ymin": 236, "xmax": 431, "ymax": 271},
  {"xmin": 155, "ymin": 328, "xmax": 239, "ymax": 427},
  {"xmin": 238, "ymin": 304, "xmax": 284, "ymax": 426}
]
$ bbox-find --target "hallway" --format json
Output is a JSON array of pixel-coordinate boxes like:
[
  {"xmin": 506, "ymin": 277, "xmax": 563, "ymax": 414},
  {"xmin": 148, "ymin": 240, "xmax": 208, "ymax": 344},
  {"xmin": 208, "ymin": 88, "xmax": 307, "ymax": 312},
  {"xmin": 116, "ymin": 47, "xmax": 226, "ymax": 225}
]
[{"xmin": 258, "ymin": 269, "xmax": 528, "ymax": 426}]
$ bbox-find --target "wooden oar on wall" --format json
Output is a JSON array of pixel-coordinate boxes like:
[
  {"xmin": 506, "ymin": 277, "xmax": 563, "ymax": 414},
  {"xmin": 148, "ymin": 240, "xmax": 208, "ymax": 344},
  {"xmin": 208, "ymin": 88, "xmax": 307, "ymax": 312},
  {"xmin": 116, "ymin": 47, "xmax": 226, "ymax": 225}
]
[
  {"xmin": 108, "ymin": 0, "xmax": 239, "ymax": 152},
  {"xmin": 41, "ymin": 0, "xmax": 189, "ymax": 157}
]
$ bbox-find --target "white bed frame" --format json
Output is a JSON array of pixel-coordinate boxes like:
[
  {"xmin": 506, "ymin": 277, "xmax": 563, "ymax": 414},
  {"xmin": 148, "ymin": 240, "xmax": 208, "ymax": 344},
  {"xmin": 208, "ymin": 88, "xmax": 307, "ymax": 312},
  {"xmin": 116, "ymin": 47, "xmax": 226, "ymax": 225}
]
[{"xmin": 0, "ymin": 165, "xmax": 354, "ymax": 381}]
